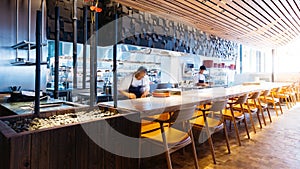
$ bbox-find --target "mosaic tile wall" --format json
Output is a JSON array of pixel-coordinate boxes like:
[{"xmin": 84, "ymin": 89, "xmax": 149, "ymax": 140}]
[{"xmin": 46, "ymin": 1, "xmax": 238, "ymax": 61}]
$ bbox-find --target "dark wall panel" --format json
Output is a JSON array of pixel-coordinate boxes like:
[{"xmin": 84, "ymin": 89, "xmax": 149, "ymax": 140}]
[{"xmin": 45, "ymin": 1, "xmax": 238, "ymax": 60}]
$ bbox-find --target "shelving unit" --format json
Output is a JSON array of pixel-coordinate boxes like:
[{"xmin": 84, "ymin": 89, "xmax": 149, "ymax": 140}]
[
  {"xmin": 100, "ymin": 59, "xmax": 161, "ymax": 65},
  {"xmin": 10, "ymin": 61, "xmax": 47, "ymax": 66},
  {"xmin": 11, "ymin": 40, "xmax": 36, "ymax": 50},
  {"xmin": 10, "ymin": 0, "xmax": 47, "ymax": 66}
]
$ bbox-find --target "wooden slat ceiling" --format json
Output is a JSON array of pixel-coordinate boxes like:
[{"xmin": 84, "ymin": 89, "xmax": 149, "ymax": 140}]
[{"xmin": 114, "ymin": 0, "xmax": 300, "ymax": 48}]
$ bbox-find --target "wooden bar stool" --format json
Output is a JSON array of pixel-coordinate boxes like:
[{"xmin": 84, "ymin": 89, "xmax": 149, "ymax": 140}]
[
  {"xmin": 276, "ymin": 86, "xmax": 293, "ymax": 109},
  {"xmin": 223, "ymin": 93, "xmax": 250, "ymax": 146},
  {"xmin": 191, "ymin": 99, "xmax": 230, "ymax": 164},
  {"xmin": 258, "ymin": 90, "xmax": 272, "ymax": 125},
  {"xmin": 141, "ymin": 106, "xmax": 199, "ymax": 169},
  {"xmin": 265, "ymin": 87, "xmax": 283, "ymax": 116},
  {"xmin": 246, "ymin": 91, "xmax": 263, "ymax": 129}
]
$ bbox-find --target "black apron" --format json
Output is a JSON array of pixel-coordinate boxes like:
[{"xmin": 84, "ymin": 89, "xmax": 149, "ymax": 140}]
[
  {"xmin": 128, "ymin": 76, "xmax": 144, "ymax": 98},
  {"xmin": 198, "ymin": 74, "xmax": 205, "ymax": 83}
]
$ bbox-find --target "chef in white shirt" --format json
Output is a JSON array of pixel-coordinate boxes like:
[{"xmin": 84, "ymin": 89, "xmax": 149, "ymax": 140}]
[
  {"xmin": 194, "ymin": 65, "xmax": 208, "ymax": 87},
  {"xmin": 119, "ymin": 66, "xmax": 150, "ymax": 99}
]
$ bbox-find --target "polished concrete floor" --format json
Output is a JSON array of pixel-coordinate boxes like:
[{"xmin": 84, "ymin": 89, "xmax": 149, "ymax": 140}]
[{"xmin": 141, "ymin": 103, "xmax": 300, "ymax": 169}]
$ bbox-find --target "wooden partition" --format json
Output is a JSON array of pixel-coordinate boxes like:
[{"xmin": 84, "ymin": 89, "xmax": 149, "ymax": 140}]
[{"xmin": 0, "ymin": 107, "xmax": 141, "ymax": 169}]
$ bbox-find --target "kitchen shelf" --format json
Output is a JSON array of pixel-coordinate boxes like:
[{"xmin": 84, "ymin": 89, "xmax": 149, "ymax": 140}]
[
  {"xmin": 99, "ymin": 59, "xmax": 160, "ymax": 65},
  {"xmin": 11, "ymin": 61, "xmax": 47, "ymax": 66},
  {"xmin": 11, "ymin": 40, "xmax": 46, "ymax": 50}
]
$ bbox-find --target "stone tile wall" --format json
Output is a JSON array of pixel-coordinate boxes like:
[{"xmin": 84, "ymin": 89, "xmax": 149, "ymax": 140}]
[{"xmin": 46, "ymin": 1, "xmax": 238, "ymax": 61}]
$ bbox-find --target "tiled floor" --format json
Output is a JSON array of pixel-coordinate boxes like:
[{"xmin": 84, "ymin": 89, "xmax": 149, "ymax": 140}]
[{"xmin": 141, "ymin": 104, "xmax": 300, "ymax": 169}]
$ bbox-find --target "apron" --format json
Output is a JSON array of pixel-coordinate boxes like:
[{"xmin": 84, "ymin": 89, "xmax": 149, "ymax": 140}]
[{"xmin": 128, "ymin": 75, "xmax": 144, "ymax": 98}]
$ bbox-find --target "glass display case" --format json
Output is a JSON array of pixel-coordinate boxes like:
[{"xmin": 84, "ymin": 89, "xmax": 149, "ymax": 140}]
[{"xmin": 206, "ymin": 68, "xmax": 235, "ymax": 87}]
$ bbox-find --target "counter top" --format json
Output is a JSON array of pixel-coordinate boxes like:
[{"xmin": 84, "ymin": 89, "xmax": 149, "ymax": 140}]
[{"xmin": 100, "ymin": 82, "xmax": 291, "ymax": 118}]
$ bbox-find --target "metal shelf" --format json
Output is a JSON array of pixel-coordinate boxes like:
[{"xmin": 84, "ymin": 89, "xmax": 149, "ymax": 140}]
[
  {"xmin": 11, "ymin": 61, "xmax": 47, "ymax": 66},
  {"xmin": 11, "ymin": 40, "xmax": 36, "ymax": 50},
  {"xmin": 11, "ymin": 40, "xmax": 46, "ymax": 50}
]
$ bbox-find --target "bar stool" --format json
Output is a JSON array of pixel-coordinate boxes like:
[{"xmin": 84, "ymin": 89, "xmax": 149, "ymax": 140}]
[
  {"xmin": 246, "ymin": 91, "xmax": 262, "ymax": 129},
  {"xmin": 283, "ymin": 85, "xmax": 297, "ymax": 107},
  {"xmin": 275, "ymin": 86, "xmax": 293, "ymax": 109},
  {"xmin": 223, "ymin": 93, "xmax": 250, "ymax": 146},
  {"xmin": 258, "ymin": 90, "xmax": 272, "ymax": 124},
  {"xmin": 262, "ymin": 87, "xmax": 283, "ymax": 116},
  {"xmin": 141, "ymin": 106, "xmax": 199, "ymax": 169},
  {"xmin": 141, "ymin": 113, "xmax": 170, "ymax": 134},
  {"xmin": 229, "ymin": 92, "xmax": 259, "ymax": 133},
  {"xmin": 191, "ymin": 99, "xmax": 230, "ymax": 164}
]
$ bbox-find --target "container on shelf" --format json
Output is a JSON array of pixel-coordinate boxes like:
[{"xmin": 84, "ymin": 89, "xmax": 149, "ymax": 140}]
[
  {"xmin": 203, "ymin": 60, "xmax": 214, "ymax": 68},
  {"xmin": 229, "ymin": 64, "xmax": 235, "ymax": 70}
]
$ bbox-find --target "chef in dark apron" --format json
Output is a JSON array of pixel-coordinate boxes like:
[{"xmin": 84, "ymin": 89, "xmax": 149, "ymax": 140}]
[
  {"xmin": 195, "ymin": 65, "xmax": 208, "ymax": 87},
  {"xmin": 119, "ymin": 66, "xmax": 150, "ymax": 99},
  {"xmin": 128, "ymin": 76, "xmax": 145, "ymax": 98}
]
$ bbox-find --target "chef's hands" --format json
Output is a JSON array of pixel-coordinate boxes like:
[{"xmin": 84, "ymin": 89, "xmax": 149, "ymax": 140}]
[
  {"xmin": 128, "ymin": 93, "xmax": 137, "ymax": 99},
  {"xmin": 127, "ymin": 91, "xmax": 149, "ymax": 99},
  {"xmin": 141, "ymin": 91, "xmax": 149, "ymax": 98},
  {"xmin": 196, "ymin": 82, "xmax": 209, "ymax": 87}
]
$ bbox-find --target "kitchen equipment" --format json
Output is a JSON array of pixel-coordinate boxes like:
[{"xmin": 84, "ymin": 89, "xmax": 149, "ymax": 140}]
[
  {"xmin": 152, "ymin": 90, "xmax": 171, "ymax": 97},
  {"xmin": 103, "ymin": 78, "xmax": 112, "ymax": 95},
  {"xmin": 10, "ymin": 86, "xmax": 21, "ymax": 92}
]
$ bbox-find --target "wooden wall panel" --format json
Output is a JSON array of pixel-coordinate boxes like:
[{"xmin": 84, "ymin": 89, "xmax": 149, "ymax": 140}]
[
  {"xmin": 0, "ymin": 110, "xmax": 140, "ymax": 169},
  {"xmin": 10, "ymin": 135, "xmax": 31, "ymax": 169}
]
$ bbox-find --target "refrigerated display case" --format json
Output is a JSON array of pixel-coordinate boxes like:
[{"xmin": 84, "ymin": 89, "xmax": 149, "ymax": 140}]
[{"xmin": 206, "ymin": 68, "xmax": 235, "ymax": 87}]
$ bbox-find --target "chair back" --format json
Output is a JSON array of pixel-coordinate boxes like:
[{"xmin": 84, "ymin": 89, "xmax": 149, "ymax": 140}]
[
  {"xmin": 169, "ymin": 105, "xmax": 196, "ymax": 124},
  {"xmin": 235, "ymin": 93, "xmax": 248, "ymax": 104},
  {"xmin": 209, "ymin": 99, "xmax": 228, "ymax": 112},
  {"xmin": 261, "ymin": 90, "xmax": 270, "ymax": 97},
  {"xmin": 271, "ymin": 87, "xmax": 282, "ymax": 98},
  {"xmin": 248, "ymin": 91, "xmax": 260, "ymax": 99},
  {"xmin": 271, "ymin": 87, "xmax": 281, "ymax": 93}
]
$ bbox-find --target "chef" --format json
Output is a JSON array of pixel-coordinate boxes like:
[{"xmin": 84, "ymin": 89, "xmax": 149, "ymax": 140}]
[
  {"xmin": 119, "ymin": 66, "xmax": 150, "ymax": 99},
  {"xmin": 194, "ymin": 65, "xmax": 209, "ymax": 87}
]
